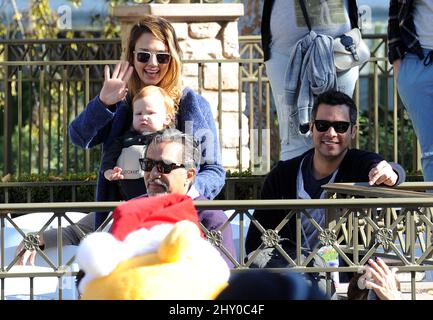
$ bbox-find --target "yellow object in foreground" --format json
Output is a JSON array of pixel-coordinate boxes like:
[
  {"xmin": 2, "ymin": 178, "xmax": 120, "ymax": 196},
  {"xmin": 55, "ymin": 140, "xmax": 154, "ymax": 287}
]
[{"xmin": 80, "ymin": 221, "xmax": 230, "ymax": 300}]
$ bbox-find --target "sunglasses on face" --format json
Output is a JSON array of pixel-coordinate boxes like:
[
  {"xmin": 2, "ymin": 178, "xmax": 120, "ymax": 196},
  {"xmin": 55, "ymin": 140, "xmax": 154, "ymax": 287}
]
[
  {"xmin": 314, "ymin": 120, "xmax": 351, "ymax": 133},
  {"xmin": 134, "ymin": 50, "xmax": 171, "ymax": 64},
  {"xmin": 139, "ymin": 158, "xmax": 184, "ymax": 174}
]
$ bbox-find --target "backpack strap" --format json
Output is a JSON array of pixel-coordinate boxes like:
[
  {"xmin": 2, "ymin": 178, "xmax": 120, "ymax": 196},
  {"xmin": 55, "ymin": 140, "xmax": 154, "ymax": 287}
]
[{"xmin": 299, "ymin": 0, "xmax": 312, "ymax": 31}]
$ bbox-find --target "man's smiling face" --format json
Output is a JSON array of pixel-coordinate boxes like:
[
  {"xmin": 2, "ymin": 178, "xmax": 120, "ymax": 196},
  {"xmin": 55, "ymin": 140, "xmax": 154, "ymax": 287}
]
[
  {"xmin": 144, "ymin": 141, "xmax": 191, "ymax": 196},
  {"xmin": 312, "ymin": 103, "xmax": 356, "ymax": 161}
]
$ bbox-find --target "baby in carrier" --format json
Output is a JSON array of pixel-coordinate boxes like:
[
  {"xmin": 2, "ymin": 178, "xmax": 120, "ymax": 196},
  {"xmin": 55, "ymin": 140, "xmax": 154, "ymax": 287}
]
[{"xmin": 101, "ymin": 85, "xmax": 176, "ymax": 200}]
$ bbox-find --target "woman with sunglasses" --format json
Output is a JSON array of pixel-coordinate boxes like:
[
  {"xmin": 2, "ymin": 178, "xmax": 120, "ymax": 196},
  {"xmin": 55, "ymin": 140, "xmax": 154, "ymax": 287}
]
[{"xmin": 69, "ymin": 15, "xmax": 225, "ymax": 227}]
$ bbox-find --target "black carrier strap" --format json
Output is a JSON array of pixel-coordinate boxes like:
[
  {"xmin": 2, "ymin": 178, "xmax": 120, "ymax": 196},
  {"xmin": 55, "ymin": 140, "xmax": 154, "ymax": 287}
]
[{"xmin": 299, "ymin": 0, "xmax": 312, "ymax": 31}]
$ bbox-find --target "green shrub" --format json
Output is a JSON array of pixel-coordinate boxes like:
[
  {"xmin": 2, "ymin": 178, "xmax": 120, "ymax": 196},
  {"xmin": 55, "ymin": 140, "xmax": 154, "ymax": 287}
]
[{"xmin": 1, "ymin": 173, "xmax": 97, "ymax": 203}]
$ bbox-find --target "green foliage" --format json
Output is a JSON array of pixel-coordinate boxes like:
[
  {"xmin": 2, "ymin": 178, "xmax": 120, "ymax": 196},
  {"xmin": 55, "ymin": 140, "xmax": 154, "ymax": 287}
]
[
  {"xmin": 357, "ymin": 108, "xmax": 416, "ymax": 175},
  {"xmin": 1, "ymin": 0, "xmax": 139, "ymax": 39},
  {"xmin": 0, "ymin": 22, "xmax": 6, "ymax": 38},
  {"xmin": 214, "ymin": 169, "xmax": 264, "ymax": 200},
  {"xmin": 1, "ymin": 172, "xmax": 97, "ymax": 203},
  {"xmin": 30, "ymin": 0, "xmax": 59, "ymax": 39},
  {"xmin": 9, "ymin": 172, "xmax": 97, "ymax": 182},
  {"xmin": 225, "ymin": 168, "xmax": 252, "ymax": 177}
]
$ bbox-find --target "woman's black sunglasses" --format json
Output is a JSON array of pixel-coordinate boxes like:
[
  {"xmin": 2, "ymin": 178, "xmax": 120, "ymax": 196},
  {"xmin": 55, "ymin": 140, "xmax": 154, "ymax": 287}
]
[
  {"xmin": 139, "ymin": 158, "xmax": 185, "ymax": 174},
  {"xmin": 134, "ymin": 50, "xmax": 171, "ymax": 64},
  {"xmin": 314, "ymin": 120, "xmax": 351, "ymax": 133}
]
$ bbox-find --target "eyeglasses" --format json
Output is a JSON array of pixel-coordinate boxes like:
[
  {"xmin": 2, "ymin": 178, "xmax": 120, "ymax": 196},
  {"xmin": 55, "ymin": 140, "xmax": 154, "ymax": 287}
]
[
  {"xmin": 139, "ymin": 158, "xmax": 184, "ymax": 174},
  {"xmin": 134, "ymin": 50, "xmax": 171, "ymax": 64},
  {"xmin": 314, "ymin": 120, "xmax": 351, "ymax": 133}
]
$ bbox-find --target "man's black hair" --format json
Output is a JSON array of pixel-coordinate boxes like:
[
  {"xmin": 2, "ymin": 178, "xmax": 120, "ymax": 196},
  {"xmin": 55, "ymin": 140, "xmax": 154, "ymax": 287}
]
[{"xmin": 311, "ymin": 90, "xmax": 357, "ymax": 124}]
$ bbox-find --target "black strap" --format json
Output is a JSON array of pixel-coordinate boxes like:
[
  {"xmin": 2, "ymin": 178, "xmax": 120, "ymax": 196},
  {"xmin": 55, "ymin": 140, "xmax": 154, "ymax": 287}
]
[{"xmin": 299, "ymin": 0, "xmax": 312, "ymax": 31}]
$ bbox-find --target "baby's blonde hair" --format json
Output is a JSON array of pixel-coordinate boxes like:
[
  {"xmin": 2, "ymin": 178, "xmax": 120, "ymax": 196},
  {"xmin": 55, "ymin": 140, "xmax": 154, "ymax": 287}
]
[{"xmin": 132, "ymin": 85, "xmax": 176, "ymax": 126}]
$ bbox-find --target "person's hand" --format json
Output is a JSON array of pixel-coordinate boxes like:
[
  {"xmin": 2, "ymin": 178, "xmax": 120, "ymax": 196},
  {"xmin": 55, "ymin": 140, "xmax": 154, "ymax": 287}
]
[
  {"xmin": 15, "ymin": 241, "xmax": 36, "ymax": 266},
  {"xmin": 393, "ymin": 59, "xmax": 401, "ymax": 80},
  {"xmin": 104, "ymin": 167, "xmax": 125, "ymax": 181},
  {"xmin": 15, "ymin": 234, "xmax": 45, "ymax": 266},
  {"xmin": 364, "ymin": 257, "xmax": 402, "ymax": 300},
  {"xmin": 368, "ymin": 160, "xmax": 398, "ymax": 186},
  {"xmin": 99, "ymin": 61, "xmax": 134, "ymax": 106}
]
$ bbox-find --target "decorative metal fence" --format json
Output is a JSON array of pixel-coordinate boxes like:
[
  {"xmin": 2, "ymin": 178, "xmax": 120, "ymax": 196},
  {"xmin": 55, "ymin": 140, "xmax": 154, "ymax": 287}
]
[
  {"xmin": 0, "ymin": 35, "xmax": 421, "ymax": 180},
  {"xmin": 2, "ymin": 196, "xmax": 433, "ymax": 300},
  {"xmin": 0, "ymin": 38, "xmax": 122, "ymax": 176}
]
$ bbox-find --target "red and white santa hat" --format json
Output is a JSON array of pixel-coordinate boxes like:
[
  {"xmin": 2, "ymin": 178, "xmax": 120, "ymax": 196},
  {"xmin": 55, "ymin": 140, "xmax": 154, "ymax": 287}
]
[
  {"xmin": 111, "ymin": 193, "xmax": 204, "ymax": 240},
  {"xmin": 75, "ymin": 193, "xmax": 205, "ymax": 292}
]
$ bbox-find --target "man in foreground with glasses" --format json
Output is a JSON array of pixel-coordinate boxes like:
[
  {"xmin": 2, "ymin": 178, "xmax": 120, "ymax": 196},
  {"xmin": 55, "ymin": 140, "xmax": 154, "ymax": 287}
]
[
  {"xmin": 17, "ymin": 129, "xmax": 236, "ymax": 268},
  {"xmin": 140, "ymin": 130, "xmax": 198, "ymax": 197},
  {"xmin": 137, "ymin": 129, "xmax": 236, "ymax": 267},
  {"xmin": 245, "ymin": 90, "xmax": 405, "ymax": 291}
]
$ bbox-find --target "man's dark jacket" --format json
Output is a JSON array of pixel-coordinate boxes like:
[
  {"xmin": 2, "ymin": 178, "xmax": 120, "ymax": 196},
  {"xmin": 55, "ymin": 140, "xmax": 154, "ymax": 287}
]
[
  {"xmin": 387, "ymin": 0, "xmax": 425, "ymax": 64},
  {"xmin": 245, "ymin": 148, "xmax": 386, "ymax": 254}
]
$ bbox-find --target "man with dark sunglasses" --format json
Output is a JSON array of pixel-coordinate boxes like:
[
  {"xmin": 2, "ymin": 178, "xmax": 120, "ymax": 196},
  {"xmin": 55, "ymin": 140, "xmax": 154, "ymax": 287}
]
[
  {"xmin": 16, "ymin": 129, "xmax": 236, "ymax": 269},
  {"xmin": 245, "ymin": 90, "xmax": 405, "ymax": 292},
  {"xmin": 137, "ymin": 129, "xmax": 236, "ymax": 267},
  {"xmin": 141, "ymin": 130, "xmax": 199, "ymax": 197}
]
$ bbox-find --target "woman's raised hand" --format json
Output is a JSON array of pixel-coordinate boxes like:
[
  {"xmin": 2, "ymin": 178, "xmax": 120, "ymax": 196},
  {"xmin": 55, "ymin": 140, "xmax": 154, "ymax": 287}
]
[{"xmin": 99, "ymin": 61, "xmax": 134, "ymax": 106}]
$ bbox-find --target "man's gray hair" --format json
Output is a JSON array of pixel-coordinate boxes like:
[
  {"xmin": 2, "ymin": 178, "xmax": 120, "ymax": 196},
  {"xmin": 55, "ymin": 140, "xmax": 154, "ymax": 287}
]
[{"xmin": 150, "ymin": 128, "xmax": 200, "ymax": 170}]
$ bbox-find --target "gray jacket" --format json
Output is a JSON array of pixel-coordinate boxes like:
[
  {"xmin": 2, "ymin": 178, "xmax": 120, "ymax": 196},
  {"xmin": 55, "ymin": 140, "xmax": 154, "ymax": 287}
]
[
  {"xmin": 43, "ymin": 212, "xmax": 97, "ymax": 249},
  {"xmin": 284, "ymin": 31, "xmax": 337, "ymax": 134}
]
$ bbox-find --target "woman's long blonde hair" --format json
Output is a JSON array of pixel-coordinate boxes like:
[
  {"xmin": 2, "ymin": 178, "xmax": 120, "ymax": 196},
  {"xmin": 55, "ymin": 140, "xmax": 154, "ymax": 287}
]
[{"xmin": 126, "ymin": 15, "xmax": 182, "ymax": 107}]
